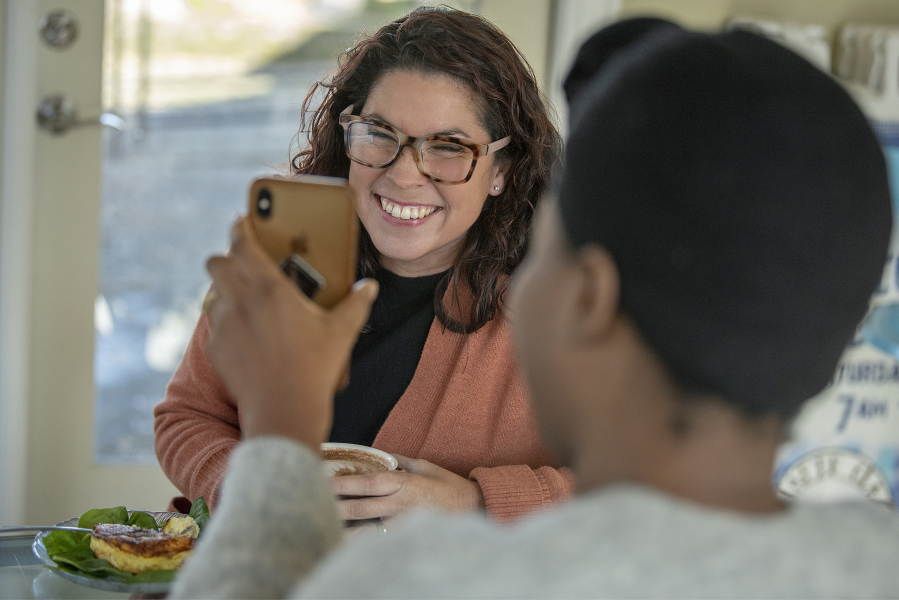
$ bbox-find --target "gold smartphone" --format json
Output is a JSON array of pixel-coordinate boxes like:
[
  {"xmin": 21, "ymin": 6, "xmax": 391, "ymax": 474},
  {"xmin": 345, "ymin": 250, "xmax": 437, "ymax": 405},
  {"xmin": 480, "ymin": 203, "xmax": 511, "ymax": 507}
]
[{"xmin": 248, "ymin": 175, "xmax": 358, "ymax": 309}]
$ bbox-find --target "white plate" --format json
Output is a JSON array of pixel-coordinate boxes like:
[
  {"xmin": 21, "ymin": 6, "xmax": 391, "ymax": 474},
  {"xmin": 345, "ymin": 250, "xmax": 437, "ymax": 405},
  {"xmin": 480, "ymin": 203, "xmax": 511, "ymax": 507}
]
[{"xmin": 32, "ymin": 510, "xmax": 185, "ymax": 594}]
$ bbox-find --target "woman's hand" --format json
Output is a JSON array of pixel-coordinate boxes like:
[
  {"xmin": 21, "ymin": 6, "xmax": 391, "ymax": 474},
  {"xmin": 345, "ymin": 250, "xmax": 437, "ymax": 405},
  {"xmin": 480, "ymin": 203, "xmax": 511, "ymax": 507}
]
[
  {"xmin": 331, "ymin": 455, "xmax": 485, "ymax": 520},
  {"xmin": 204, "ymin": 217, "xmax": 378, "ymax": 448}
]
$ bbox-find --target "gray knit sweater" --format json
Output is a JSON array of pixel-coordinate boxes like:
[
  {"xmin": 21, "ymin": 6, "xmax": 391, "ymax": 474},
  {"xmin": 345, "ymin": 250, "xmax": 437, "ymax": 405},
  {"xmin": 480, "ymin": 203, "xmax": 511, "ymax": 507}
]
[{"xmin": 171, "ymin": 437, "xmax": 899, "ymax": 599}]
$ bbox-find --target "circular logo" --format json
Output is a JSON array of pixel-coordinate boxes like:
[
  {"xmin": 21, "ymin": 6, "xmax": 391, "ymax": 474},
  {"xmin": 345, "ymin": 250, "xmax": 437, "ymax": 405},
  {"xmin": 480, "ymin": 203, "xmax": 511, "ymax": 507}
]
[{"xmin": 776, "ymin": 447, "xmax": 893, "ymax": 505}]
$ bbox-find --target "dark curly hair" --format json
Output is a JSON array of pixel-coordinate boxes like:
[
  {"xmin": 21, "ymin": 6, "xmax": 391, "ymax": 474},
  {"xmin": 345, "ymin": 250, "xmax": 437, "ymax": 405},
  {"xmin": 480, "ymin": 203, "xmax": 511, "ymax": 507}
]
[{"xmin": 292, "ymin": 5, "xmax": 561, "ymax": 333}]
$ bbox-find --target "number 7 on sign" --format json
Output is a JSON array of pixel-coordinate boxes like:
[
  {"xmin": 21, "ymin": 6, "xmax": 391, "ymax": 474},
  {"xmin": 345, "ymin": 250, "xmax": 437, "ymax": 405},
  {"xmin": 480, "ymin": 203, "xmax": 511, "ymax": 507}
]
[{"xmin": 836, "ymin": 395, "xmax": 854, "ymax": 433}]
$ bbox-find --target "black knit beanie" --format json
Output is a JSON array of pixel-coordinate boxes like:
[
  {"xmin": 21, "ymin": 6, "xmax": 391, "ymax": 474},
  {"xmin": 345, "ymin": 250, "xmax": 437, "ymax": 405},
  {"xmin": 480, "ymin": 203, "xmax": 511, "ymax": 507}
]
[{"xmin": 559, "ymin": 19, "xmax": 892, "ymax": 417}]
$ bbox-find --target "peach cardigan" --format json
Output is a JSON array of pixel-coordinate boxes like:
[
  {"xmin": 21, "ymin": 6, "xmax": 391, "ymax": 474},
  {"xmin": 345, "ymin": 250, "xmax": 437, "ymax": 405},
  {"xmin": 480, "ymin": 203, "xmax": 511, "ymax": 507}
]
[{"xmin": 154, "ymin": 309, "xmax": 572, "ymax": 521}]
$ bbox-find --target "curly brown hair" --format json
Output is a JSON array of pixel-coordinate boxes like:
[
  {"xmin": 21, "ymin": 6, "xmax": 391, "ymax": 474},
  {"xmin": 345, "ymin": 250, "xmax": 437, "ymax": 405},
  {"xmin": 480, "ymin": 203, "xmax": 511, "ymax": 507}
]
[{"xmin": 291, "ymin": 5, "xmax": 561, "ymax": 333}]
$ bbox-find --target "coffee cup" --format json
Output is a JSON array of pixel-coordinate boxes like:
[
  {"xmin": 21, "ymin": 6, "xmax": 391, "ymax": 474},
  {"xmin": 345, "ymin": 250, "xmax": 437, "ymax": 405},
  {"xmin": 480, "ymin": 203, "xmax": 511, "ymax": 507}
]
[{"xmin": 320, "ymin": 443, "xmax": 398, "ymax": 477}]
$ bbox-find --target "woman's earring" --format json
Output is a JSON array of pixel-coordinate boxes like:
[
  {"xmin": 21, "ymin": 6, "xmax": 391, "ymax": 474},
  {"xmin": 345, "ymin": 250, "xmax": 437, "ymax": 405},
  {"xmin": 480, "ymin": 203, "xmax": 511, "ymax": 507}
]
[{"xmin": 494, "ymin": 186, "xmax": 501, "ymax": 191}]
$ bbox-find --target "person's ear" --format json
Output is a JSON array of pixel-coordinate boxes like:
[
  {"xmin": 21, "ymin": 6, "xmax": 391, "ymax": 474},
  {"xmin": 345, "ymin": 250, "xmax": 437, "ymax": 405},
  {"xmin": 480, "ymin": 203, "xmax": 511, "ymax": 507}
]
[
  {"xmin": 567, "ymin": 245, "xmax": 620, "ymax": 344},
  {"xmin": 488, "ymin": 161, "xmax": 510, "ymax": 196}
]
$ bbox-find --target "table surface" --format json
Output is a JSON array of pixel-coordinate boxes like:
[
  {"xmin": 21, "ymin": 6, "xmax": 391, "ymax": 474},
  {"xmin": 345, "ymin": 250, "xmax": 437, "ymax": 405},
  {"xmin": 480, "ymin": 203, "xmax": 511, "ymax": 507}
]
[{"xmin": 0, "ymin": 534, "xmax": 129, "ymax": 600}]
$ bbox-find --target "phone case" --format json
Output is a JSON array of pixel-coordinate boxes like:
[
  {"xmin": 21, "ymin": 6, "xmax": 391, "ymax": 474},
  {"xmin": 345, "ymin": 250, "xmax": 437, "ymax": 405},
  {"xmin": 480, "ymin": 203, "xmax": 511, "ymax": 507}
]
[{"xmin": 248, "ymin": 175, "xmax": 358, "ymax": 309}]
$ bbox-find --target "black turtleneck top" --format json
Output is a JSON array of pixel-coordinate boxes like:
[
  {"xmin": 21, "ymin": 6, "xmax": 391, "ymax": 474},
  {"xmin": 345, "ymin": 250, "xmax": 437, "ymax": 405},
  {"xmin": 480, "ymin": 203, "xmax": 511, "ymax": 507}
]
[{"xmin": 328, "ymin": 266, "xmax": 448, "ymax": 446}]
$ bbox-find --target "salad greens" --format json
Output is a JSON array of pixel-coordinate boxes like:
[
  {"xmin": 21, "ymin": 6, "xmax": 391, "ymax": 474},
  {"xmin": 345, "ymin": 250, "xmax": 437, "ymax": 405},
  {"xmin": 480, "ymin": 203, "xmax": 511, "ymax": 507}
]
[
  {"xmin": 77, "ymin": 506, "xmax": 128, "ymax": 530},
  {"xmin": 41, "ymin": 496, "xmax": 210, "ymax": 584},
  {"xmin": 188, "ymin": 495, "xmax": 210, "ymax": 536}
]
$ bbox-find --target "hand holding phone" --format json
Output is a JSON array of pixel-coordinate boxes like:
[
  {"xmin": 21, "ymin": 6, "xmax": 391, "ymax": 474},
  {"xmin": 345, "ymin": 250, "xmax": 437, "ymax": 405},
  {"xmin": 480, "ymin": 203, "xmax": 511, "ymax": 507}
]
[{"xmin": 204, "ymin": 217, "xmax": 377, "ymax": 443}]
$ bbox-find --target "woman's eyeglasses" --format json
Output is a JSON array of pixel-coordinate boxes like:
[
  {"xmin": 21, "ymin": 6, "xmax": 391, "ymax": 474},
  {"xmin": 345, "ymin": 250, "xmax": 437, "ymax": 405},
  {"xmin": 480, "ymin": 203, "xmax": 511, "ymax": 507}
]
[{"xmin": 338, "ymin": 113, "xmax": 511, "ymax": 185}]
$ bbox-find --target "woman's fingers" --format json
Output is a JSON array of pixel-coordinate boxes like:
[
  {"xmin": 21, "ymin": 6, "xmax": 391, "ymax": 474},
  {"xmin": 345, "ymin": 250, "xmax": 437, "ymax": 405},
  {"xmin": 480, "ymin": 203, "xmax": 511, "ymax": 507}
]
[
  {"xmin": 338, "ymin": 496, "xmax": 401, "ymax": 521},
  {"xmin": 330, "ymin": 471, "xmax": 402, "ymax": 498},
  {"xmin": 392, "ymin": 454, "xmax": 433, "ymax": 474},
  {"xmin": 330, "ymin": 458, "xmax": 485, "ymax": 520},
  {"xmin": 209, "ymin": 217, "xmax": 283, "ymax": 316},
  {"xmin": 332, "ymin": 472, "xmax": 405, "ymax": 521},
  {"xmin": 332, "ymin": 471, "xmax": 407, "ymax": 520},
  {"xmin": 204, "ymin": 256, "xmax": 248, "ymax": 325},
  {"xmin": 227, "ymin": 216, "xmax": 289, "ymax": 284}
]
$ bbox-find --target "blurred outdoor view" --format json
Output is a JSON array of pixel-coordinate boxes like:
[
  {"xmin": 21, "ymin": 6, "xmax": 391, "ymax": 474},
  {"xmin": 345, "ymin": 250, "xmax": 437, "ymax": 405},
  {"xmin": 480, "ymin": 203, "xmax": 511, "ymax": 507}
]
[{"xmin": 94, "ymin": 0, "xmax": 477, "ymax": 463}]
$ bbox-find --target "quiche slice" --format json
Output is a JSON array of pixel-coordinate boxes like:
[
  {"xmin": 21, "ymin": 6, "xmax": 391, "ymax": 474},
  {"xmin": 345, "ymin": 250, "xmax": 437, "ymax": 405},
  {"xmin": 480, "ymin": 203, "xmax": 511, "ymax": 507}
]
[{"xmin": 89, "ymin": 517, "xmax": 197, "ymax": 573}]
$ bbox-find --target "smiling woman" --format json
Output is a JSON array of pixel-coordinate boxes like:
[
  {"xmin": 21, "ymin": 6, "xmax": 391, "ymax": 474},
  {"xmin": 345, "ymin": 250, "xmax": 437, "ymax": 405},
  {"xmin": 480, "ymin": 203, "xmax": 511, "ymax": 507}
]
[
  {"xmin": 153, "ymin": 5, "xmax": 566, "ymax": 522},
  {"xmin": 346, "ymin": 70, "xmax": 508, "ymax": 278}
]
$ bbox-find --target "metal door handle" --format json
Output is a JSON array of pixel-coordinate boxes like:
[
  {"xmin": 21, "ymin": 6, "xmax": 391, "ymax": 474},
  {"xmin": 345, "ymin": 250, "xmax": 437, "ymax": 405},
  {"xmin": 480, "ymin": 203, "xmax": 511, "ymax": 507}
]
[{"xmin": 36, "ymin": 95, "xmax": 125, "ymax": 135}]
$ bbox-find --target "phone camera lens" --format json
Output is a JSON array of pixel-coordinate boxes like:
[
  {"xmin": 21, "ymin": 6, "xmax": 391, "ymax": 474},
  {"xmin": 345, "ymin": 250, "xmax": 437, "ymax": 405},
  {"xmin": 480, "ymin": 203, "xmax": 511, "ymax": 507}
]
[{"xmin": 257, "ymin": 189, "xmax": 272, "ymax": 219}]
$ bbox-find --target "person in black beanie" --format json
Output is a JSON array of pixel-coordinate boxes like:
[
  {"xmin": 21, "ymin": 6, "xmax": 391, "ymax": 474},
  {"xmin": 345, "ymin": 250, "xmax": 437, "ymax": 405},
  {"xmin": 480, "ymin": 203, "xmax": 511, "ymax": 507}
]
[
  {"xmin": 170, "ymin": 18, "xmax": 899, "ymax": 599},
  {"xmin": 558, "ymin": 17, "xmax": 892, "ymax": 419}
]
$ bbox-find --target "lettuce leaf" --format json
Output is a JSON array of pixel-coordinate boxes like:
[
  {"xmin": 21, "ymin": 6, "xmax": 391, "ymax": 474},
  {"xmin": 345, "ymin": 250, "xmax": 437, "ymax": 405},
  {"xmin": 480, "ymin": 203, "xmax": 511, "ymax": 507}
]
[
  {"xmin": 188, "ymin": 496, "xmax": 210, "ymax": 538},
  {"xmin": 126, "ymin": 510, "xmax": 159, "ymax": 530},
  {"xmin": 50, "ymin": 546, "xmax": 132, "ymax": 580},
  {"xmin": 129, "ymin": 569, "xmax": 178, "ymax": 583},
  {"xmin": 43, "ymin": 530, "xmax": 90, "ymax": 557},
  {"xmin": 78, "ymin": 506, "xmax": 128, "ymax": 529}
]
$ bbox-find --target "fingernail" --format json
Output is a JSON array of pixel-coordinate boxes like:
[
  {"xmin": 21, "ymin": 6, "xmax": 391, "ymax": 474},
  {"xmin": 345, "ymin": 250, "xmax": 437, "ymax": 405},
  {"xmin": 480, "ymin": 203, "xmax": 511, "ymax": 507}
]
[{"xmin": 352, "ymin": 279, "xmax": 379, "ymax": 301}]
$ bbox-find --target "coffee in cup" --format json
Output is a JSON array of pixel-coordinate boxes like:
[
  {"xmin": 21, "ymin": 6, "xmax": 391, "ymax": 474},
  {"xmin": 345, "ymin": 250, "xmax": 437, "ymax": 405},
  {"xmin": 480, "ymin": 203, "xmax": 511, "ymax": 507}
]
[{"xmin": 320, "ymin": 443, "xmax": 398, "ymax": 477}]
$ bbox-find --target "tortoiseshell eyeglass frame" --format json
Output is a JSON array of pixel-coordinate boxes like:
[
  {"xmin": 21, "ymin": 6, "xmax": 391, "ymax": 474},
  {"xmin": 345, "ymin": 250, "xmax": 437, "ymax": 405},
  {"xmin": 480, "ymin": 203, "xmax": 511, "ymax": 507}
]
[{"xmin": 338, "ymin": 112, "xmax": 511, "ymax": 185}]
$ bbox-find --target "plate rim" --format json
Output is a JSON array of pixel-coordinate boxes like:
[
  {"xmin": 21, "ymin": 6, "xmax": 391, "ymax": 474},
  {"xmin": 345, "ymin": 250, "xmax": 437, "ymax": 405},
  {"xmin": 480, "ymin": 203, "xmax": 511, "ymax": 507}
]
[{"xmin": 32, "ymin": 509, "xmax": 187, "ymax": 593}]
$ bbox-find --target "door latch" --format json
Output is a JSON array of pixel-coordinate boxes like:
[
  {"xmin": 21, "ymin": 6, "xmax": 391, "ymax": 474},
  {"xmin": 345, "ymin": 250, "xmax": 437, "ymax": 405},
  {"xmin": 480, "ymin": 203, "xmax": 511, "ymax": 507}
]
[{"xmin": 36, "ymin": 95, "xmax": 125, "ymax": 135}]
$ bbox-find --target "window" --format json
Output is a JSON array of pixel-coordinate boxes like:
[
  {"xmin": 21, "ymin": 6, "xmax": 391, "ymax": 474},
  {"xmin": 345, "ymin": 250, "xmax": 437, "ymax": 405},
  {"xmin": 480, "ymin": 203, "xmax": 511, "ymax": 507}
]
[{"xmin": 93, "ymin": 0, "xmax": 480, "ymax": 463}]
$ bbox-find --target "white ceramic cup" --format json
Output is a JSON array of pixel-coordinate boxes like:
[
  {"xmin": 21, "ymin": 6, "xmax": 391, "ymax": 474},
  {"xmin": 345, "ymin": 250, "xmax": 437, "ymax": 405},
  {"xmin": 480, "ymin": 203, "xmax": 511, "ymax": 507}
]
[{"xmin": 320, "ymin": 442, "xmax": 398, "ymax": 477}]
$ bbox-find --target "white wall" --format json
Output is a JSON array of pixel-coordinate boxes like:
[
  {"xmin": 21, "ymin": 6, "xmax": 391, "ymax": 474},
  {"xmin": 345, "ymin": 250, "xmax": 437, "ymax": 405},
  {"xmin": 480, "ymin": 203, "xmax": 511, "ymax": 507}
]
[
  {"xmin": 0, "ymin": 0, "xmax": 36, "ymax": 526},
  {"xmin": 479, "ymin": 0, "xmax": 621, "ymax": 134},
  {"xmin": 0, "ymin": 0, "xmax": 5, "ymax": 193},
  {"xmin": 547, "ymin": 0, "xmax": 622, "ymax": 135},
  {"xmin": 479, "ymin": 0, "xmax": 554, "ymax": 89}
]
